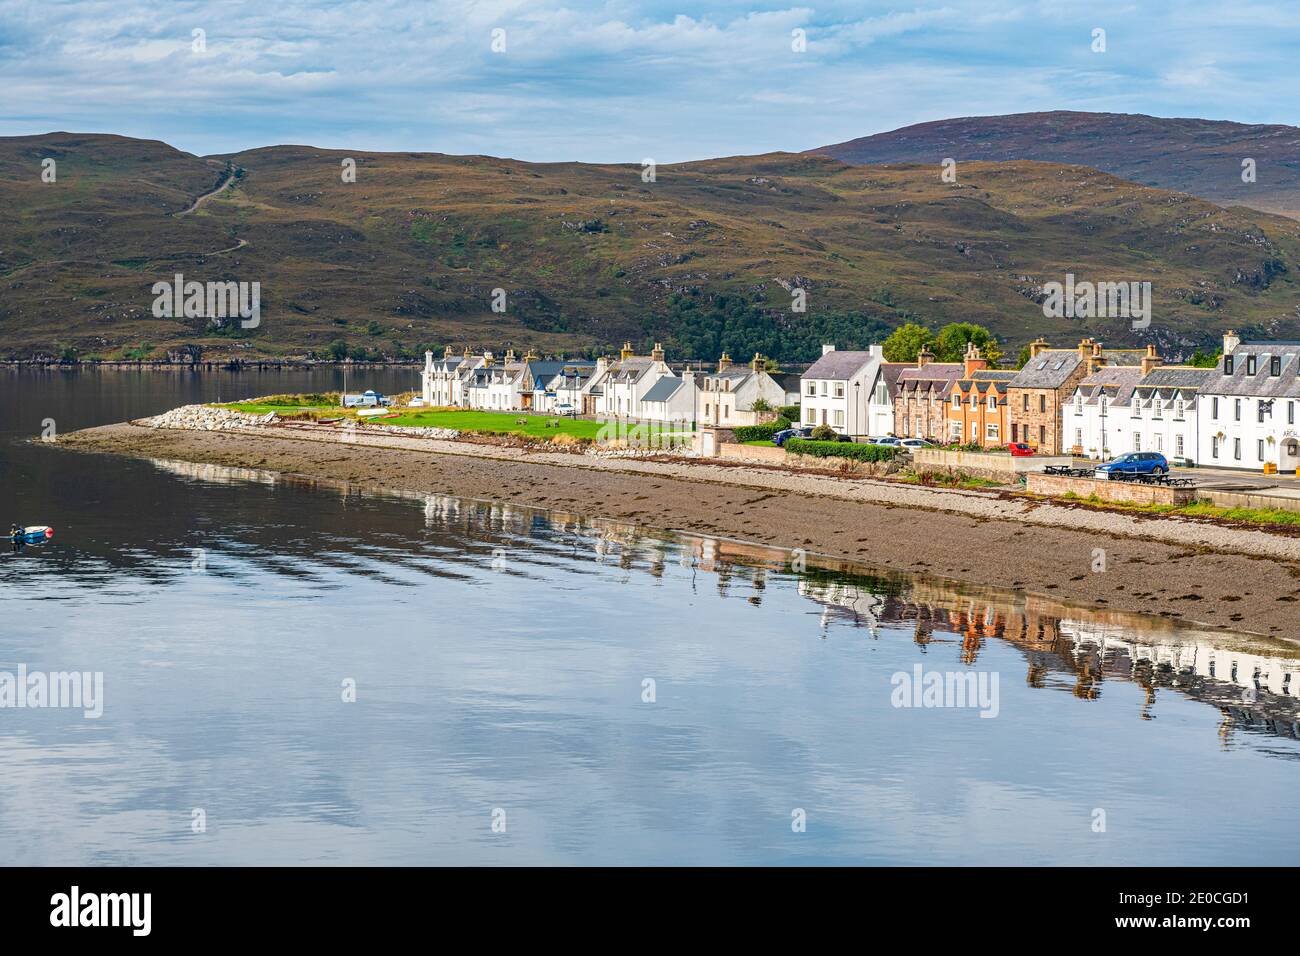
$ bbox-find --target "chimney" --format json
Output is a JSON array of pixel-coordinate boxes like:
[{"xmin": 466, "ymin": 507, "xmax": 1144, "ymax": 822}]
[
  {"xmin": 1224, "ymin": 329, "xmax": 1240, "ymax": 356},
  {"xmin": 594, "ymin": 355, "xmax": 608, "ymax": 377},
  {"xmin": 424, "ymin": 349, "xmax": 434, "ymax": 372},
  {"xmin": 1077, "ymin": 337, "xmax": 1092, "ymax": 360},
  {"xmin": 822, "ymin": 343, "xmax": 836, "ymax": 356},
  {"xmin": 504, "ymin": 348, "xmax": 516, "ymax": 364},
  {"xmin": 620, "ymin": 341, "xmax": 635, "ymax": 361},
  {"xmin": 751, "ymin": 352, "xmax": 763, "ymax": 372},
  {"xmin": 962, "ymin": 341, "xmax": 987, "ymax": 378},
  {"xmin": 651, "ymin": 342, "xmax": 665, "ymax": 363},
  {"xmin": 463, "ymin": 346, "xmax": 472, "ymax": 361},
  {"xmin": 1029, "ymin": 337, "xmax": 1049, "ymax": 359},
  {"xmin": 1140, "ymin": 343, "xmax": 1161, "ymax": 377},
  {"xmin": 717, "ymin": 351, "xmax": 733, "ymax": 373},
  {"xmin": 482, "ymin": 350, "xmax": 494, "ymax": 365},
  {"xmin": 916, "ymin": 348, "xmax": 934, "ymax": 368},
  {"xmin": 523, "ymin": 348, "xmax": 537, "ymax": 362},
  {"xmin": 443, "ymin": 345, "xmax": 454, "ymax": 359}
]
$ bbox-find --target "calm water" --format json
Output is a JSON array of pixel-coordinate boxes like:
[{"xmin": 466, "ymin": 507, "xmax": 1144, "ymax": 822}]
[{"xmin": 2, "ymin": 367, "xmax": 1299, "ymax": 866}]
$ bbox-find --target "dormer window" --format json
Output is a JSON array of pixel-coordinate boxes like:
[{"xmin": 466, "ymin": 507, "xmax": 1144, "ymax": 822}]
[
  {"xmin": 1225, "ymin": 355, "xmax": 1234, "ymax": 375},
  {"xmin": 1271, "ymin": 356, "xmax": 1281, "ymax": 376},
  {"xmin": 1246, "ymin": 355, "xmax": 1256, "ymax": 375}
]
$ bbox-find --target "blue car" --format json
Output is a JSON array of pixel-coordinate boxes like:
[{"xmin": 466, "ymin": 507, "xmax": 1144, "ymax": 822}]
[
  {"xmin": 771, "ymin": 426, "xmax": 813, "ymax": 446},
  {"xmin": 1094, "ymin": 452, "xmax": 1168, "ymax": 480}
]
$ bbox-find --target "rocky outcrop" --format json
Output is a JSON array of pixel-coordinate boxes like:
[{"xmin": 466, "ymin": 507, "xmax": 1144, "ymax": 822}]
[{"xmin": 139, "ymin": 405, "xmax": 269, "ymax": 430}]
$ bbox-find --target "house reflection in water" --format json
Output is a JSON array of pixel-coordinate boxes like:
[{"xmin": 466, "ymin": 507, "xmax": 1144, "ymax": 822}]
[{"xmin": 674, "ymin": 532, "xmax": 1300, "ymax": 746}]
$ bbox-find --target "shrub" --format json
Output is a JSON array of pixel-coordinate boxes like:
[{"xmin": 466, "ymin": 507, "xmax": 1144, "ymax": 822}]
[
  {"xmin": 786, "ymin": 439, "xmax": 898, "ymax": 462},
  {"xmin": 733, "ymin": 418, "xmax": 791, "ymax": 442},
  {"xmin": 810, "ymin": 424, "xmax": 838, "ymax": 441},
  {"xmin": 779, "ymin": 404, "xmax": 801, "ymax": 421}
]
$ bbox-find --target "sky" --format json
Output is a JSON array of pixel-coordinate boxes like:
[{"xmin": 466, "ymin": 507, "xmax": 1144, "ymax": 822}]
[{"xmin": 1, "ymin": 0, "xmax": 1297, "ymax": 162}]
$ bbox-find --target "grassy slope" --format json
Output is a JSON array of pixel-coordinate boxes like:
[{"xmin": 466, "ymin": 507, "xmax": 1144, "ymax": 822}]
[{"xmin": 5, "ymin": 133, "xmax": 1300, "ymax": 360}]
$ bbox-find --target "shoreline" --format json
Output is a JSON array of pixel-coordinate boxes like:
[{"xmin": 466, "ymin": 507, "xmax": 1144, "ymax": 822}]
[{"xmin": 54, "ymin": 421, "xmax": 1300, "ymax": 641}]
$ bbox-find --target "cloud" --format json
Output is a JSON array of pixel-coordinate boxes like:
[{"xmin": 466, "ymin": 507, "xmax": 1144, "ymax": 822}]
[{"xmin": 0, "ymin": 0, "xmax": 1294, "ymax": 161}]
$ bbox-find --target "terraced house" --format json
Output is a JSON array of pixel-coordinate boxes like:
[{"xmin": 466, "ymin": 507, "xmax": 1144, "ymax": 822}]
[
  {"xmin": 948, "ymin": 343, "xmax": 1014, "ymax": 447},
  {"xmin": 894, "ymin": 350, "xmax": 962, "ymax": 441},
  {"xmin": 799, "ymin": 344, "xmax": 884, "ymax": 435},
  {"xmin": 1198, "ymin": 332, "xmax": 1300, "ymax": 473},
  {"xmin": 1008, "ymin": 338, "xmax": 1145, "ymax": 454},
  {"xmin": 421, "ymin": 346, "xmax": 485, "ymax": 407},
  {"xmin": 689, "ymin": 352, "xmax": 786, "ymax": 428},
  {"xmin": 583, "ymin": 342, "xmax": 679, "ymax": 420}
]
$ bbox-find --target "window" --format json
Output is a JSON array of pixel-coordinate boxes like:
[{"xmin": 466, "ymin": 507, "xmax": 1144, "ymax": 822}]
[
  {"xmin": 1154, "ymin": 398, "xmax": 1162, "ymax": 418},
  {"xmin": 1258, "ymin": 439, "xmax": 1266, "ymax": 461},
  {"xmin": 1259, "ymin": 402, "xmax": 1267, "ymax": 423},
  {"xmin": 833, "ymin": 409, "xmax": 844, "ymax": 427},
  {"xmin": 1234, "ymin": 399, "xmax": 1241, "ymax": 421},
  {"xmin": 1011, "ymin": 424, "xmax": 1018, "ymax": 442},
  {"xmin": 1039, "ymin": 395, "xmax": 1046, "ymax": 413},
  {"xmin": 806, "ymin": 381, "xmax": 816, "ymax": 397},
  {"xmin": 986, "ymin": 395, "xmax": 995, "ymax": 411},
  {"xmin": 1234, "ymin": 438, "xmax": 1242, "ymax": 460},
  {"xmin": 1225, "ymin": 355, "xmax": 1234, "ymax": 375},
  {"xmin": 1272, "ymin": 356, "xmax": 1282, "ymax": 376},
  {"xmin": 971, "ymin": 421, "xmax": 978, "ymax": 439},
  {"xmin": 1291, "ymin": 402, "xmax": 1296, "ymax": 425},
  {"xmin": 950, "ymin": 422, "xmax": 962, "ymax": 439},
  {"xmin": 952, "ymin": 394, "xmax": 961, "ymax": 408},
  {"xmin": 1075, "ymin": 394, "xmax": 1083, "ymax": 414},
  {"xmin": 1247, "ymin": 355, "xmax": 1257, "ymax": 375},
  {"xmin": 1212, "ymin": 397, "xmax": 1219, "ymax": 419},
  {"xmin": 819, "ymin": 382, "xmax": 827, "ymax": 396},
  {"xmin": 1174, "ymin": 400, "xmax": 1184, "ymax": 420},
  {"xmin": 1212, "ymin": 436, "xmax": 1220, "ymax": 458},
  {"xmin": 1155, "ymin": 435, "xmax": 1163, "ymax": 452},
  {"xmin": 1074, "ymin": 428, "xmax": 1082, "ymax": 449},
  {"xmin": 1175, "ymin": 434, "xmax": 1184, "ymax": 457},
  {"xmin": 1133, "ymin": 433, "xmax": 1141, "ymax": 452},
  {"xmin": 987, "ymin": 423, "xmax": 1000, "ymax": 441},
  {"xmin": 1038, "ymin": 425, "xmax": 1045, "ymax": 445},
  {"xmin": 1023, "ymin": 394, "xmax": 1029, "ymax": 412},
  {"xmin": 834, "ymin": 383, "xmax": 844, "ymax": 398},
  {"xmin": 804, "ymin": 408, "xmax": 815, "ymax": 424}
]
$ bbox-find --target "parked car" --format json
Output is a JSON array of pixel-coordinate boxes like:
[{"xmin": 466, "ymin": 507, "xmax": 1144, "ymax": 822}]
[
  {"xmin": 899, "ymin": 438, "xmax": 934, "ymax": 449},
  {"xmin": 771, "ymin": 426, "xmax": 814, "ymax": 446},
  {"xmin": 866, "ymin": 436, "xmax": 901, "ymax": 446},
  {"xmin": 1007, "ymin": 442, "xmax": 1035, "ymax": 457},
  {"xmin": 343, "ymin": 389, "xmax": 386, "ymax": 408},
  {"xmin": 555, "ymin": 403, "xmax": 576, "ymax": 416},
  {"xmin": 1095, "ymin": 452, "xmax": 1168, "ymax": 479}
]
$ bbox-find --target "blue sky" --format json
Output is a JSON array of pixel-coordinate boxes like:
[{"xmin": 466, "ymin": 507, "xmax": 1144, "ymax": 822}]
[{"xmin": 1, "ymin": 0, "xmax": 1296, "ymax": 161}]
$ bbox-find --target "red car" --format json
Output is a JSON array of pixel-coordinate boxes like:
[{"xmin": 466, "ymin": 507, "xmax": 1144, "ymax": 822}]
[{"xmin": 1007, "ymin": 442, "xmax": 1036, "ymax": 457}]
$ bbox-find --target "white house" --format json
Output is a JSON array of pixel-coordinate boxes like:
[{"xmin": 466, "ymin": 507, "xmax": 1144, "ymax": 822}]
[
  {"xmin": 1197, "ymin": 331, "xmax": 1300, "ymax": 473},
  {"xmin": 641, "ymin": 374, "xmax": 697, "ymax": 423},
  {"xmin": 691, "ymin": 353, "xmax": 786, "ymax": 427},
  {"xmin": 422, "ymin": 346, "xmax": 486, "ymax": 407},
  {"xmin": 1065, "ymin": 347, "xmax": 1207, "ymax": 462},
  {"xmin": 798, "ymin": 344, "xmax": 885, "ymax": 435},
  {"xmin": 584, "ymin": 342, "xmax": 679, "ymax": 420},
  {"xmin": 537, "ymin": 364, "xmax": 597, "ymax": 413}
]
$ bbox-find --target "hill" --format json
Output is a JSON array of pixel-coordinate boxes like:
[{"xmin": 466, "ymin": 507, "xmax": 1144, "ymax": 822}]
[
  {"xmin": 811, "ymin": 111, "xmax": 1300, "ymax": 220},
  {"xmin": 4, "ymin": 132, "xmax": 1300, "ymax": 362}
]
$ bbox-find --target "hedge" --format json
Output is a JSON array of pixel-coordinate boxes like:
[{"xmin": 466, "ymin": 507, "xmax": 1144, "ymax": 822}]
[
  {"xmin": 778, "ymin": 404, "xmax": 801, "ymax": 421},
  {"xmin": 785, "ymin": 439, "xmax": 899, "ymax": 462},
  {"xmin": 732, "ymin": 418, "xmax": 791, "ymax": 442}
]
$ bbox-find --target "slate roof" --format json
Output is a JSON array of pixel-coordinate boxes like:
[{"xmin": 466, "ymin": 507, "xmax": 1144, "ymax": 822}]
[
  {"xmin": 1132, "ymin": 366, "xmax": 1214, "ymax": 395},
  {"xmin": 1008, "ymin": 350, "xmax": 1083, "ymax": 388},
  {"xmin": 1203, "ymin": 343, "xmax": 1300, "ymax": 399},
  {"xmin": 956, "ymin": 368, "xmax": 1016, "ymax": 396},
  {"xmin": 802, "ymin": 350, "xmax": 876, "ymax": 380},
  {"xmin": 897, "ymin": 363, "xmax": 963, "ymax": 399},
  {"xmin": 1073, "ymin": 365, "xmax": 1146, "ymax": 407},
  {"xmin": 774, "ymin": 372, "xmax": 803, "ymax": 394},
  {"xmin": 642, "ymin": 377, "xmax": 685, "ymax": 403}
]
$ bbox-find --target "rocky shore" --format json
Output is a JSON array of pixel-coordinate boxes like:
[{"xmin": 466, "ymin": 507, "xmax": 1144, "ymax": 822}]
[{"xmin": 53, "ymin": 419, "xmax": 1300, "ymax": 641}]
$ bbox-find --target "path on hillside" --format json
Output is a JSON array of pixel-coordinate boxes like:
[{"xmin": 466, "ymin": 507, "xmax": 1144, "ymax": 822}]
[{"xmin": 175, "ymin": 170, "xmax": 236, "ymax": 216}]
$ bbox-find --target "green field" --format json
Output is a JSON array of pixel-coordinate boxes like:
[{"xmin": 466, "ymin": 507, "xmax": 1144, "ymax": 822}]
[{"xmin": 381, "ymin": 409, "xmax": 608, "ymax": 438}]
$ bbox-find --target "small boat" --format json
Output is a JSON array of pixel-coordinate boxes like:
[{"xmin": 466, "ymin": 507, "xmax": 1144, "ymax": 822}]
[{"xmin": 14, "ymin": 526, "xmax": 53, "ymax": 544}]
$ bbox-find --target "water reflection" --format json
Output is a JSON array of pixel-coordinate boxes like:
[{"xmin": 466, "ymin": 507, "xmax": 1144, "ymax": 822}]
[{"xmin": 137, "ymin": 458, "xmax": 1300, "ymax": 748}]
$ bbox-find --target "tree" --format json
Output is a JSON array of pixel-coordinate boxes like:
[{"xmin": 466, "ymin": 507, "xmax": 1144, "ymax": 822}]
[
  {"xmin": 1188, "ymin": 349, "xmax": 1222, "ymax": 368},
  {"xmin": 328, "ymin": 339, "xmax": 349, "ymax": 361},
  {"xmin": 1014, "ymin": 345, "xmax": 1032, "ymax": 369},
  {"xmin": 882, "ymin": 323, "xmax": 935, "ymax": 362},
  {"xmin": 933, "ymin": 322, "xmax": 1003, "ymax": 365}
]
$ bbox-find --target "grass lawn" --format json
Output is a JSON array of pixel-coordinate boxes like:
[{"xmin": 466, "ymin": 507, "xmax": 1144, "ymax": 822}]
[
  {"xmin": 743, "ymin": 438, "xmax": 778, "ymax": 447},
  {"xmin": 378, "ymin": 409, "xmax": 609, "ymax": 439}
]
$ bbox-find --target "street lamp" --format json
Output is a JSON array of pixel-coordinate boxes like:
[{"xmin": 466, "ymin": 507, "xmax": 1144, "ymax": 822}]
[{"xmin": 853, "ymin": 381, "xmax": 860, "ymax": 439}]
